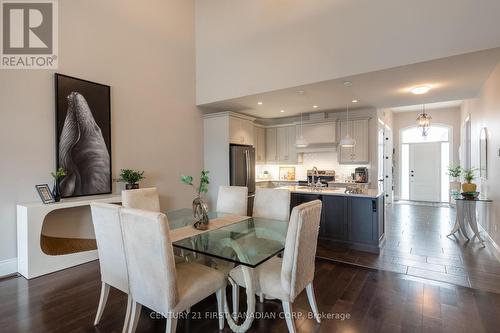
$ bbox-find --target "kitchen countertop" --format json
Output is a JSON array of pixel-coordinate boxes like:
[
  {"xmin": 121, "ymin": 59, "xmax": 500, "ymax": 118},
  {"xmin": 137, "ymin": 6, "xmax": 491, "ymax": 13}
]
[
  {"xmin": 256, "ymin": 179, "xmax": 298, "ymax": 183},
  {"xmin": 277, "ymin": 185, "xmax": 384, "ymax": 198}
]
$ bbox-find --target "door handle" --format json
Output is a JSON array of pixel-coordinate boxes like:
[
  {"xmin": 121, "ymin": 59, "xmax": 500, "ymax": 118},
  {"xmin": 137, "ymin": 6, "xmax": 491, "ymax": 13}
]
[{"xmin": 245, "ymin": 150, "xmax": 250, "ymax": 187}]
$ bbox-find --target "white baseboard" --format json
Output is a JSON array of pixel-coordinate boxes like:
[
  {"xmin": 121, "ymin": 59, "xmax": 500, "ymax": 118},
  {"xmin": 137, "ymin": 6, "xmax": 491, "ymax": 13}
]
[{"xmin": 0, "ymin": 258, "xmax": 18, "ymax": 277}]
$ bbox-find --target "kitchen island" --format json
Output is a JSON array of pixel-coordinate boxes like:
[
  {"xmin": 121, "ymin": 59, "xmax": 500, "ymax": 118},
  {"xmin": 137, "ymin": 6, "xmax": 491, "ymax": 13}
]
[{"xmin": 282, "ymin": 186, "xmax": 385, "ymax": 254}]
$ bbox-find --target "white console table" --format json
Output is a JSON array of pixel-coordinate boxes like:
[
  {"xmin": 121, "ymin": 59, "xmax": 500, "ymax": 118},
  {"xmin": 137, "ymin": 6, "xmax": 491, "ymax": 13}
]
[{"xmin": 17, "ymin": 194, "xmax": 121, "ymax": 279}]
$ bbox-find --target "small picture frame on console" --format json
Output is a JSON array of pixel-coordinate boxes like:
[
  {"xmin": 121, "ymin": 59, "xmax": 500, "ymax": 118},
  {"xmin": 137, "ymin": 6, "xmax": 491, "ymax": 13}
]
[{"xmin": 36, "ymin": 184, "xmax": 55, "ymax": 204}]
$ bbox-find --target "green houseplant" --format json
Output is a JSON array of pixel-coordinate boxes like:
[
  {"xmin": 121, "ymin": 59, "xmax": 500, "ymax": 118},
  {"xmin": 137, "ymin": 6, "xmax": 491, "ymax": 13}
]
[
  {"xmin": 180, "ymin": 170, "xmax": 210, "ymax": 230},
  {"xmin": 447, "ymin": 165, "xmax": 462, "ymax": 200},
  {"xmin": 462, "ymin": 168, "xmax": 477, "ymax": 193},
  {"xmin": 447, "ymin": 166, "xmax": 462, "ymax": 181},
  {"xmin": 119, "ymin": 169, "xmax": 145, "ymax": 190},
  {"xmin": 50, "ymin": 167, "xmax": 66, "ymax": 202}
]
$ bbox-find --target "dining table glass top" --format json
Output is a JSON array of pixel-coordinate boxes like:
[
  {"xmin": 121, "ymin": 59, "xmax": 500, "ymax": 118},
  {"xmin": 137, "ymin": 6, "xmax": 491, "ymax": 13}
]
[{"xmin": 166, "ymin": 208, "xmax": 288, "ymax": 268}]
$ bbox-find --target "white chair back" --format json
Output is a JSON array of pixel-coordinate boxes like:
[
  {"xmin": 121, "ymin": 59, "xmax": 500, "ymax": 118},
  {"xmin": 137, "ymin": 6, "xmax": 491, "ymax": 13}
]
[
  {"xmin": 90, "ymin": 203, "xmax": 129, "ymax": 293},
  {"xmin": 121, "ymin": 187, "xmax": 160, "ymax": 212},
  {"xmin": 253, "ymin": 188, "xmax": 291, "ymax": 221},
  {"xmin": 119, "ymin": 208, "xmax": 178, "ymax": 313},
  {"xmin": 216, "ymin": 186, "xmax": 248, "ymax": 216},
  {"xmin": 281, "ymin": 200, "xmax": 322, "ymax": 301}
]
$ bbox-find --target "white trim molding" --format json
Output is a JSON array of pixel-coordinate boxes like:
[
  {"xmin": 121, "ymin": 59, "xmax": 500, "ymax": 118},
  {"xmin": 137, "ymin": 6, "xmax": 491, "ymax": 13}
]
[{"xmin": 0, "ymin": 258, "xmax": 18, "ymax": 277}]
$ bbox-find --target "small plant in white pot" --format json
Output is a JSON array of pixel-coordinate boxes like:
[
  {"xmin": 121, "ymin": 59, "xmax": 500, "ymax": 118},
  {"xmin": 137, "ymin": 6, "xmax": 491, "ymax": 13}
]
[{"xmin": 447, "ymin": 166, "xmax": 462, "ymax": 195}]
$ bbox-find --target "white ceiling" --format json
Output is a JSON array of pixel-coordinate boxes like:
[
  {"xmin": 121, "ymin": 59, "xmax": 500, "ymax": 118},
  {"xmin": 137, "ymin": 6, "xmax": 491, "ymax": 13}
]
[
  {"xmin": 391, "ymin": 100, "xmax": 463, "ymax": 113},
  {"xmin": 199, "ymin": 48, "xmax": 500, "ymax": 119}
]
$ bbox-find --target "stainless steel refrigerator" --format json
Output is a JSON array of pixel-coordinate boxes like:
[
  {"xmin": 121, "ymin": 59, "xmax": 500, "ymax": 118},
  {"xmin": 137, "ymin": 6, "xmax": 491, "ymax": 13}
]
[{"xmin": 229, "ymin": 144, "xmax": 255, "ymax": 215}]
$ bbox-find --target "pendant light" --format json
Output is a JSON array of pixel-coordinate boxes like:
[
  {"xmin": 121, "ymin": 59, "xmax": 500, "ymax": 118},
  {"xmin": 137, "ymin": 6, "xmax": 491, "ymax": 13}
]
[
  {"xmin": 339, "ymin": 103, "xmax": 356, "ymax": 148},
  {"xmin": 296, "ymin": 112, "xmax": 308, "ymax": 148},
  {"xmin": 416, "ymin": 104, "xmax": 432, "ymax": 136}
]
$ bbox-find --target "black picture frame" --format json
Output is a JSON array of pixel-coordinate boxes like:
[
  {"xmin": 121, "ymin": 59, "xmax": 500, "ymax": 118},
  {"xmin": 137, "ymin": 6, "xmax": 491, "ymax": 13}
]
[
  {"xmin": 36, "ymin": 184, "xmax": 55, "ymax": 204},
  {"xmin": 55, "ymin": 73, "xmax": 112, "ymax": 198}
]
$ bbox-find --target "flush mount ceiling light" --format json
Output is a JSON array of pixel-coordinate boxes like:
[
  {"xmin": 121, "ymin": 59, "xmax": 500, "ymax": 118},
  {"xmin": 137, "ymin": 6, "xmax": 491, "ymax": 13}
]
[
  {"xmin": 416, "ymin": 104, "xmax": 432, "ymax": 136},
  {"xmin": 351, "ymin": 99, "xmax": 358, "ymax": 103},
  {"xmin": 343, "ymin": 81, "xmax": 353, "ymax": 87},
  {"xmin": 296, "ymin": 112, "xmax": 308, "ymax": 148},
  {"xmin": 257, "ymin": 101, "xmax": 263, "ymax": 105},
  {"xmin": 280, "ymin": 109, "xmax": 285, "ymax": 113},
  {"xmin": 340, "ymin": 103, "xmax": 356, "ymax": 148},
  {"xmin": 313, "ymin": 105, "xmax": 318, "ymax": 108},
  {"xmin": 410, "ymin": 85, "xmax": 432, "ymax": 95}
]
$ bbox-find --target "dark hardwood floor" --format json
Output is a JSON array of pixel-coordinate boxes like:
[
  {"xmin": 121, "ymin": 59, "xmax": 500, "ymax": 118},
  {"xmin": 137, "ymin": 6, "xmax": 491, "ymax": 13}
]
[
  {"xmin": 317, "ymin": 201, "xmax": 500, "ymax": 293},
  {"xmin": 2, "ymin": 258, "xmax": 500, "ymax": 333}
]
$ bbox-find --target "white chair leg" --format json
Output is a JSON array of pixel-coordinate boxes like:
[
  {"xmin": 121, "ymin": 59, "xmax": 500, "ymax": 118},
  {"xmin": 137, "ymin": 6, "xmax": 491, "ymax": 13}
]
[
  {"xmin": 306, "ymin": 282, "xmax": 321, "ymax": 324},
  {"xmin": 122, "ymin": 295, "xmax": 133, "ymax": 333},
  {"xmin": 128, "ymin": 301, "xmax": 142, "ymax": 333},
  {"xmin": 216, "ymin": 287, "xmax": 226, "ymax": 330},
  {"xmin": 166, "ymin": 313, "xmax": 177, "ymax": 333},
  {"xmin": 94, "ymin": 282, "xmax": 110, "ymax": 325},
  {"xmin": 231, "ymin": 282, "xmax": 239, "ymax": 319},
  {"xmin": 282, "ymin": 301, "xmax": 296, "ymax": 333}
]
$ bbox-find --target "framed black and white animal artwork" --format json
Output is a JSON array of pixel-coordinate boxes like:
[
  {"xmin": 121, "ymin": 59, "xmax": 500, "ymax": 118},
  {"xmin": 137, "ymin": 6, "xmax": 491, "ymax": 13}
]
[{"xmin": 55, "ymin": 74, "xmax": 111, "ymax": 198}]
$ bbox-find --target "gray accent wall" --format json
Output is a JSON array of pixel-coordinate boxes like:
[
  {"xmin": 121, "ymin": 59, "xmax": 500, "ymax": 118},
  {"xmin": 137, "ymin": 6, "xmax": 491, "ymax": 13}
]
[{"xmin": 0, "ymin": 0, "xmax": 200, "ymax": 267}]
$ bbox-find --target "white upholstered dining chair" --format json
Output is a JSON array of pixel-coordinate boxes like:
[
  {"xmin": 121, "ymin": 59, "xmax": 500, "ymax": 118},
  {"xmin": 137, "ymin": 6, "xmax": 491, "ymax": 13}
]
[
  {"xmin": 121, "ymin": 187, "xmax": 160, "ymax": 212},
  {"xmin": 90, "ymin": 203, "xmax": 131, "ymax": 333},
  {"xmin": 119, "ymin": 208, "xmax": 227, "ymax": 333},
  {"xmin": 229, "ymin": 200, "xmax": 323, "ymax": 333},
  {"xmin": 252, "ymin": 188, "xmax": 291, "ymax": 221},
  {"xmin": 216, "ymin": 185, "xmax": 248, "ymax": 216}
]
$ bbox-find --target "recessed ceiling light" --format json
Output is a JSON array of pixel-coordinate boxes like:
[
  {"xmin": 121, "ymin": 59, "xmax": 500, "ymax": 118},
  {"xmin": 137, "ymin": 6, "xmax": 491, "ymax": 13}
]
[
  {"xmin": 352, "ymin": 99, "xmax": 358, "ymax": 103},
  {"xmin": 313, "ymin": 105, "xmax": 318, "ymax": 108},
  {"xmin": 257, "ymin": 101, "xmax": 263, "ymax": 105},
  {"xmin": 280, "ymin": 110, "xmax": 285, "ymax": 113},
  {"xmin": 343, "ymin": 81, "xmax": 353, "ymax": 87},
  {"xmin": 410, "ymin": 85, "xmax": 432, "ymax": 95}
]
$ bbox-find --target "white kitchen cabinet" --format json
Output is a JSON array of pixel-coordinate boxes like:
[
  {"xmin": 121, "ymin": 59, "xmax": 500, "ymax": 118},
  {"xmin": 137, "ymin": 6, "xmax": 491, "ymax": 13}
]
[
  {"xmin": 266, "ymin": 126, "xmax": 297, "ymax": 164},
  {"xmin": 266, "ymin": 127, "xmax": 278, "ymax": 162},
  {"xmin": 338, "ymin": 119, "xmax": 369, "ymax": 164},
  {"xmin": 229, "ymin": 116, "xmax": 254, "ymax": 145},
  {"xmin": 254, "ymin": 126, "xmax": 266, "ymax": 163}
]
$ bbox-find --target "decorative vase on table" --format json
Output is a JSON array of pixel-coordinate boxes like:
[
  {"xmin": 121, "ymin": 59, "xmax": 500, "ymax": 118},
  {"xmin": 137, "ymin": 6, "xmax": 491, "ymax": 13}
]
[
  {"xmin": 52, "ymin": 180, "xmax": 61, "ymax": 202},
  {"xmin": 180, "ymin": 170, "xmax": 210, "ymax": 230},
  {"xmin": 192, "ymin": 196, "xmax": 209, "ymax": 230}
]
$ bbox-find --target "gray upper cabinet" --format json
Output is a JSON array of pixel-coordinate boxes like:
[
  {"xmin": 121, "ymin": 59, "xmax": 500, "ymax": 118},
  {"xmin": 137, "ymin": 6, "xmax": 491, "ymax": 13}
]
[
  {"xmin": 254, "ymin": 126, "xmax": 266, "ymax": 163},
  {"xmin": 229, "ymin": 116, "xmax": 254, "ymax": 146},
  {"xmin": 265, "ymin": 127, "xmax": 278, "ymax": 162},
  {"xmin": 266, "ymin": 126, "xmax": 297, "ymax": 164},
  {"xmin": 338, "ymin": 119, "xmax": 369, "ymax": 164}
]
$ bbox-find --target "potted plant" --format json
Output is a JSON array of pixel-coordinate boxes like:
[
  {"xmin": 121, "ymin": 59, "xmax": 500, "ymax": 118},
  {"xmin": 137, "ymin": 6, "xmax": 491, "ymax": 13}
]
[
  {"xmin": 462, "ymin": 168, "xmax": 477, "ymax": 193},
  {"xmin": 180, "ymin": 170, "xmax": 210, "ymax": 230},
  {"xmin": 447, "ymin": 165, "xmax": 462, "ymax": 197},
  {"xmin": 50, "ymin": 167, "xmax": 66, "ymax": 202},
  {"xmin": 119, "ymin": 169, "xmax": 145, "ymax": 190}
]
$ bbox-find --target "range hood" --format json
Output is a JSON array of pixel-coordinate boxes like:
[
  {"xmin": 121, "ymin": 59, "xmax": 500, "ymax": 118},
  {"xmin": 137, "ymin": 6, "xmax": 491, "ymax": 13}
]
[{"xmin": 295, "ymin": 122, "xmax": 337, "ymax": 153}]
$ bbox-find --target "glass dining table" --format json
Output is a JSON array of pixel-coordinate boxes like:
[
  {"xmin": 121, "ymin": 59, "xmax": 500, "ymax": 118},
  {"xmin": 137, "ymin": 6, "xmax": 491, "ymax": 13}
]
[{"xmin": 165, "ymin": 208, "xmax": 289, "ymax": 332}]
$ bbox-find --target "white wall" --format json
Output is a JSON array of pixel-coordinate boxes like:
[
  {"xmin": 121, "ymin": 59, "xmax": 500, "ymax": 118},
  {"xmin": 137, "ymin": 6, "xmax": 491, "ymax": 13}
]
[
  {"xmin": 195, "ymin": 0, "xmax": 500, "ymax": 104},
  {"xmin": 392, "ymin": 107, "xmax": 461, "ymax": 199},
  {"xmin": 460, "ymin": 61, "xmax": 500, "ymax": 246},
  {"xmin": 0, "ymin": 0, "xmax": 200, "ymax": 267}
]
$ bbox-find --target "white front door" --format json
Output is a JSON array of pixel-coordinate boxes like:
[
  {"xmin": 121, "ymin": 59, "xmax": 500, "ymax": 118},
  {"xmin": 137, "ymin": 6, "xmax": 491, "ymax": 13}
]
[{"xmin": 409, "ymin": 142, "xmax": 441, "ymax": 202}]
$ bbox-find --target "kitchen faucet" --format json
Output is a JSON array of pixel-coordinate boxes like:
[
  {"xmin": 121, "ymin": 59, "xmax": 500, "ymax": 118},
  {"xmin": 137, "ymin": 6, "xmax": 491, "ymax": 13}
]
[{"xmin": 311, "ymin": 167, "xmax": 320, "ymax": 189}]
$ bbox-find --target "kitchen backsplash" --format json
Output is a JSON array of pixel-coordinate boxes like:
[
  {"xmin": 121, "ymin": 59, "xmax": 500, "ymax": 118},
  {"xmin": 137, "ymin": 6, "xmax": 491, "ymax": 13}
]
[{"xmin": 256, "ymin": 151, "xmax": 370, "ymax": 182}]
